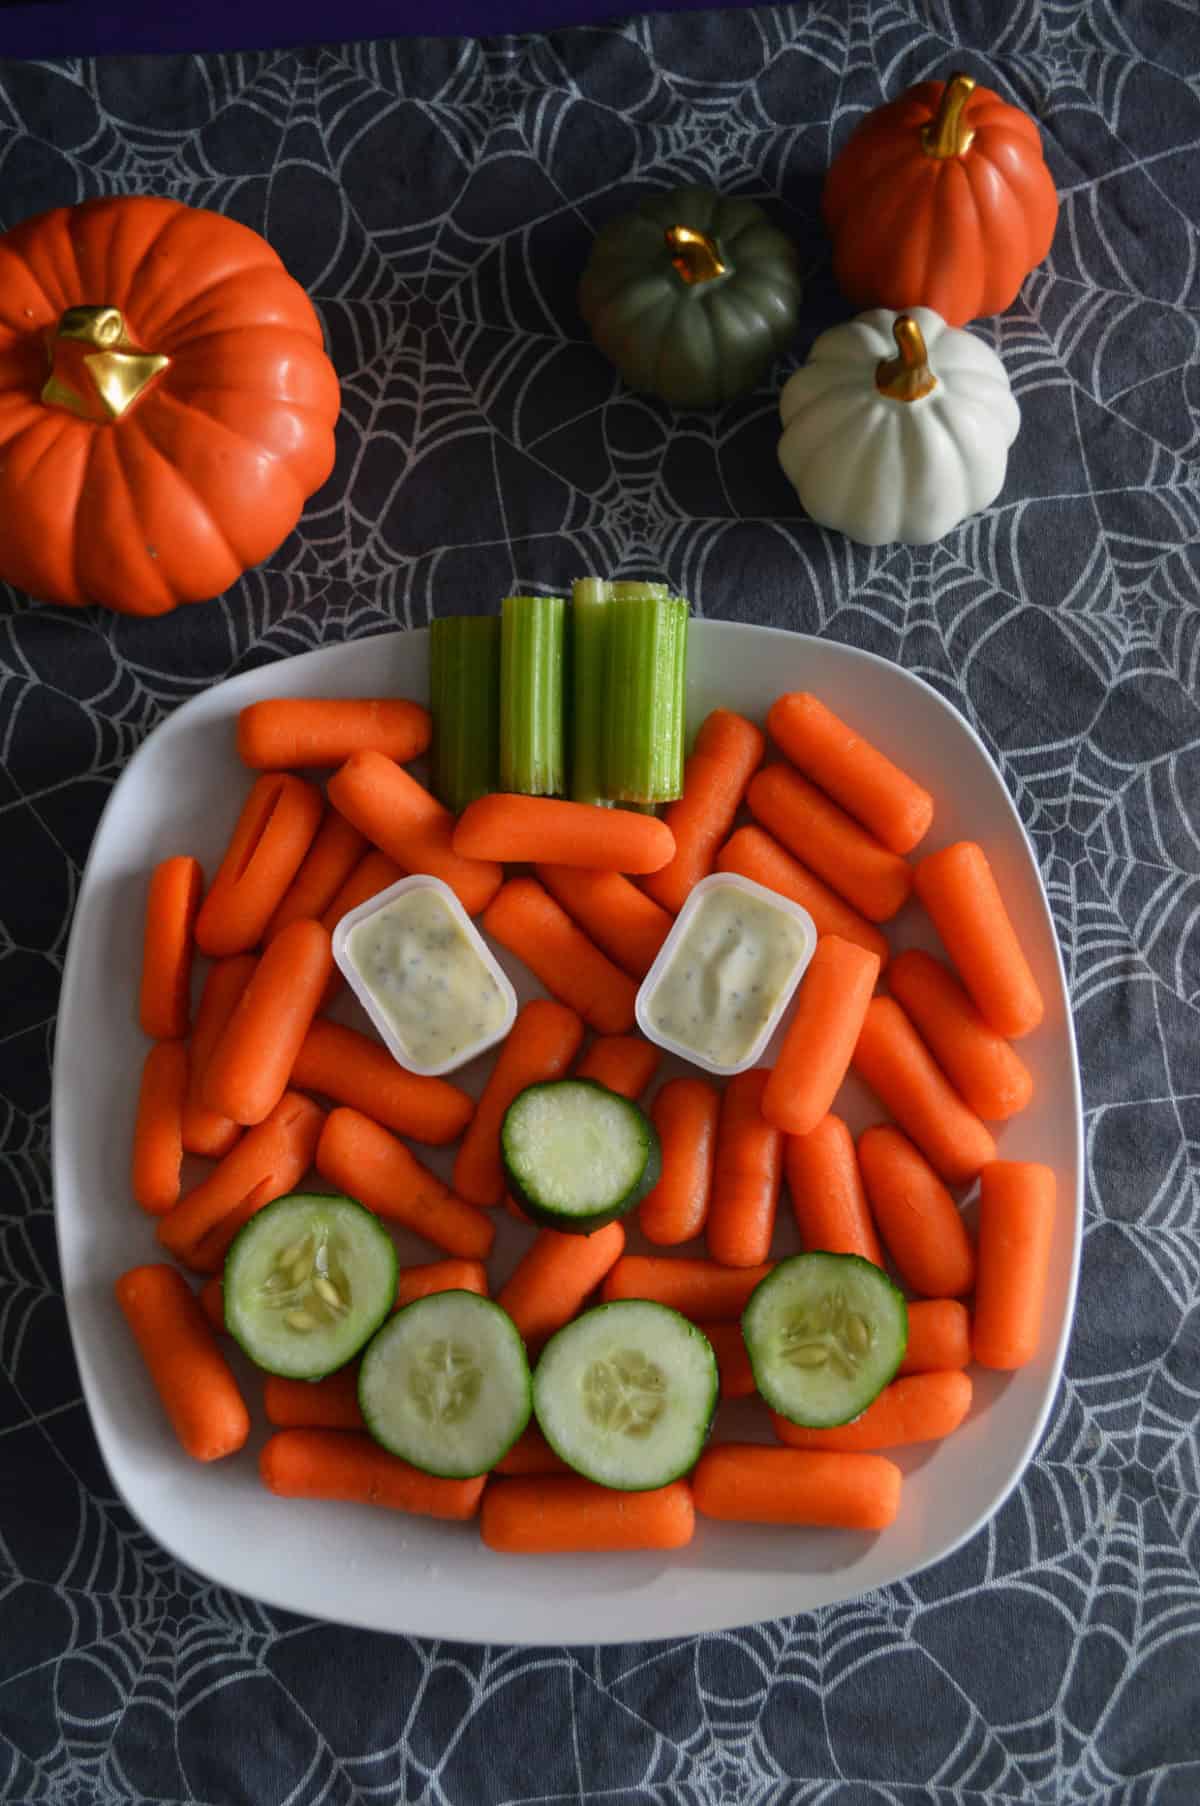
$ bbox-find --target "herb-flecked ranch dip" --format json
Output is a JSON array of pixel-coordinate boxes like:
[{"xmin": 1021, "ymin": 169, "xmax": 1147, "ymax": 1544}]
[
  {"xmin": 648, "ymin": 886, "xmax": 810, "ymax": 1068},
  {"xmin": 346, "ymin": 888, "xmax": 508, "ymax": 1068}
]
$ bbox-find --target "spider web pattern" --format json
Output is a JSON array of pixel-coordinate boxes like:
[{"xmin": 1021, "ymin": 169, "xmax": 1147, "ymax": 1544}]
[{"xmin": 2, "ymin": 0, "xmax": 1199, "ymax": 1799}]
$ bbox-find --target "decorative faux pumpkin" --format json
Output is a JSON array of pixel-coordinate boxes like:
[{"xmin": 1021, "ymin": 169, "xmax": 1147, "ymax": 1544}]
[
  {"xmin": 822, "ymin": 73, "xmax": 1059, "ymax": 327},
  {"xmin": 0, "ymin": 196, "xmax": 339, "ymax": 615},
  {"xmin": 777, "ymin": 306, "xmax": 1020, "ymax": 546},
  {"xmin": 579, "ymin": 186, "xmax": 802, "ymax": 409}
]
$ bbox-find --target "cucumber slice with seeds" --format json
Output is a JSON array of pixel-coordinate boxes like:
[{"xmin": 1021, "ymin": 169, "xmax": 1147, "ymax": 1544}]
[
  {"xmin": 533, "ymin": 1300, "xmax": 717, "ymax": 1490},
  {"xmin": 501, "ymin": 1079, "xmax": 660, "ymax": 1232},
  {"xmin": 742, "ymin": 1253, "xmax": 907, "ymax": 1429},
  {"xmin": 358, "ymin": 1291, "xmax": 531, "ymax": 1478},
  {"xmin": 224, "ymin": 1191, "xmax": 397, "ymax": 1381}
]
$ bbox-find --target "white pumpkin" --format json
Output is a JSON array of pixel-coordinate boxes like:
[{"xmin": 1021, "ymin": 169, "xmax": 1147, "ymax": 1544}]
[{"xmin": 777, "ymin": 306, "xmax": 1020, "ymax": 546}]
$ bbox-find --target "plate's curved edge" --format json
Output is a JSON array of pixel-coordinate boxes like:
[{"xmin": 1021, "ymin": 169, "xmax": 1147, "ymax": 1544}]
[
  {"xmin": 48, "ymin": 633, "xmax": 439, "ymax": 1572},
  {"xmin": 693, "ymin": 629, "xmax": 1086, "ymax": 1614},
  {"xmin": 49, "ymin": 621, "xmax": 1085, "ymax": 1645}
]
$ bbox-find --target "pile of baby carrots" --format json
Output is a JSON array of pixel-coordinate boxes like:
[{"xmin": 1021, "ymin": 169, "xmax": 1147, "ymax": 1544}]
[{"xmin": 119, "ymin": 677, "xmax": 1057, "ymax": 1557}]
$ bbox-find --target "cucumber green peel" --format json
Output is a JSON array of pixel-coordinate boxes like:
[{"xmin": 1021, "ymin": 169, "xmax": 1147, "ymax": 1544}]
[
  {"xmin": 223, "ymin": 1191, "xmax": 397, "ymax": 1382},
  {"xmin": 534, "ymin": 1300, "xmax": 717, "ymax": 1489},
  {"xmin": 742, "ymin": 1252, "xmax": 908, "ymax": 1428},
  {"xmin": 501, "ymin": 1078, "xmax": 661, "ymax": 1233},
  {"xmin": 358, "ymin": 1291, "xmax": 531, "ymax": 1478}
]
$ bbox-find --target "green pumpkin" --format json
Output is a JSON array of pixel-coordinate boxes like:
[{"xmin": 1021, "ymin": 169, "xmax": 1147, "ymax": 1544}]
[{"xmin": 579, "ymin": 186, "xmax": 802, "ymax": 409}]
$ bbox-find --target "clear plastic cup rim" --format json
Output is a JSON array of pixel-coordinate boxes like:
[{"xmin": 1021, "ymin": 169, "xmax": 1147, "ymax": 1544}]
[
  {"xmin": 331, "ymin": 873, "xmax": 518, "ymax": 1078},
  {"xmin": 634, "ymin": 871, "xmax": 817, "ymax": 1077}
]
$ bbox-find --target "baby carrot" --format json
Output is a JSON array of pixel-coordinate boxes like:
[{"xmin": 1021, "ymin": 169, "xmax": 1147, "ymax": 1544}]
[
  {"xmin": 291, "ymin": 1018, "xmax": 474, "ymax": 1146},
  {"xmin": 972, "ymin": 1161, "xmax": 1056, "ymax": 1370},
  {"xmin": 453, "ymin": 999, "xmax": 584, "ymax": 1206},
  {"xmin": 180, "ymin": 954, "xmax": 255, "ymax": 1158},
  {"xmin": 264, "ymin": 812, "xmax": 366, "ymax": 942},
  {"xmin": 326, "ymin": 751, "xmax": 501, "ymax": 916},
  {"xmin": 316, "ymin": 1107, "xmax": 494, "ymax": 1260},
  {"xmin": 198, "ymin": 1276, "xmax": 226, "ymax": 1335},
  {"xmin": 492, "ymin": 1424, "xmax": 570, "ymax": 1476},
  {"xmin": 203, "ymin": 919, "xmax": 333, "ymax": 1127},
  {"xmin": 642, "ymin": 709, "xmax": 766, "ymax": 913},
  {"xmin": 913, "ymin": 841, "xmax": 1044, "ymax": 1038},
  {"xmin": 263, "ymin": 1368, "xmax": 364, "ymax": 1431},
  {"xmin": 699, "ymin": 1320, "xmax": 756, "ymax": 1399},
  {"xmin": 261, "ymin": 1429, "xmax": 485, "ymax": 1519},
  {"xmin": 767, "ymin": 692, "xmax": 934, "ymax": 856},
  {"xmin": 131, "ymin": 1041, "xmax": 188, "ymax": 1216},
  {"xmin": 481, "ymin": 1476, "xmax": 694, "ymax": 1553},
  {"xmin": 693, "ymin": 1445, "xmax": 901, "ymax": 1531},
  {"xmin": 857, "ymin": 1125, "xmax": 975, "ymax": 1297},
  {"xmin": 395, "ymin": 1259, "xmax": 489, "ymax": 1307},
  {"xmin": 762, "ymin": 937, "xmax": 880, "ymax": 1137},
  {"xmin": 575, "ymin": 1034, "xmax": 662, "ymax": 1100},
  {"xmin": 139, "ymin": 855, "xmax": 203, "ymax": 1040},
  {"xmin": 483, "ymin": 880, "xmax": 638, "ymax": 1035},
  {"xmin": 887, "ymin": 948, "xmax": 1034, "ymax": 1121},
  {"xmin": 706, "ymin": 1070, "xmax": 782, "ymax": 1268},
  {"xmin": 156, "ymin": 1091, "xmax": 325, "ymax": 1264},
  {"xmin": 784, "ymin": 1113, "xmax": 884, "ymax": 1266},
  {"xmin": 638, "ymin": 1077, "xmax": 720, "ymax": 1245},
  {"xmin": 194, "ymin": 774, "xmax": 323, "ymax": 957},
  {"xmin": 237, "ymin": 698, "xmax": 432, "ymax": 770},
  {"xmin": 602, "ymin": 1255, "xmax": 773, "ymax": 1320},
  {"xmin": 454, "ymin": 794, "xmax": 676, "ymax": 875},
  {"xmin": 899, "ymin": 1299, "xmax": 971, "ymax": 1375},
  {"xmin": 852, "ymin": 996, "xmax": 997, "ymax": 1185},
  {"xmin": 189, "ymin": 1179, "xmax": 283, "ymax": 1275},
  {"xmin": 320, "ymin": 849, "xmax": 405, "ymax": 934},
  {"xmin": 717, "ymin": 826, "xmax": 890, "ymax": 968},
  {"xmin": 114, "ymin": 1265, "xmax": 250, "ymax": 1462},
  {"xmin": 497, "ymin": 1221, "xmax": 626, "ymax": 1349},
  {"xmin": 771, "ymin": 1371, "xmax": 973, "ymax": 1452},
  {"xmin": 536, "ymin": 864, "xmax": 672, "ymax": 979},
  {"xmin": 747, "ymin": 764, "xmax": 912, "ymax": 923}
]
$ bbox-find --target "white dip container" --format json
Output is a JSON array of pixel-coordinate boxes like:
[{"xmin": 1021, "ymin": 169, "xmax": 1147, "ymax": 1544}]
[
  {"xmin": 332, "ymin": 874, "xmax": 517, "ymax": 1077},
  {"xmin": 635, "ymin": 872, "xmax": 816, "ymax": 1077}
]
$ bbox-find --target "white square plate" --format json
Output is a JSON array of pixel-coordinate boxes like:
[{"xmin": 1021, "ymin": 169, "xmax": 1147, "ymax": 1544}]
[{"xmin": 52, "ymin": 621, "xmax": 1082, "ymax": 1644}]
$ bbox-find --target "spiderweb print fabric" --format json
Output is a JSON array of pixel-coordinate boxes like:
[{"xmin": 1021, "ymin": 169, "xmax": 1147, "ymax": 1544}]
[{"xmin": 1, "ymin": 1, "xmax": 1199, "ymax": 1800}]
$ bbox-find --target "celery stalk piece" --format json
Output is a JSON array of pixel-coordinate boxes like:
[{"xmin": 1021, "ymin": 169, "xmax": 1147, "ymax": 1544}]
[
  {"xmin": 570, "ymin": 577, "xmax": 612, "ymax": 805},
  {"xmin": 605, "ymin": 586, "xmax": 689, "ymax": 804},
  {"xmin": 429, "ymin": 616, "xmax": 501, "ymax": 814},
  {"xmin": 501, "ymin": 594, "xmax": 567, "ymax": 795}
]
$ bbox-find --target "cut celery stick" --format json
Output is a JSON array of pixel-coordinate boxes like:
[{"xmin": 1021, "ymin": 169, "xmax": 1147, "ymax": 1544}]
[
  {"xmin": 571, "ymin": 577, "xmax": 611, "ymax": 805},
  {"xmin": 429, "ymin": 616, "xmax": 500, "ymax": 814},
  {"xmin": 605, "ymin": 586, "xmax": 689, "ymax": 804},
  {"xmin": 501, "ymin": 594, "xmax": 566, "ymax": 796}
]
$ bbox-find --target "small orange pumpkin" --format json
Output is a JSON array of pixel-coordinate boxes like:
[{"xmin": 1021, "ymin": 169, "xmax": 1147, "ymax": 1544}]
[
  {"xmin": 822, "ymin": 73, "xmax": 1059, "ymax": 327},
  {"xmin": 0, "ymin": 196, "xmax": 340, "ymax": 615}
]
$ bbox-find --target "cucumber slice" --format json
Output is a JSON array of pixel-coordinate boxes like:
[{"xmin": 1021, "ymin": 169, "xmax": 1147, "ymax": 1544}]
[
  {"xmin": 533, "ymin": 1300, "xmax": 717, "ymax": 1490},
  {"xmin": 501, "ymin": 1079, "xmax": 661, "ymax": 1232},
  {"xmin": 742, "ymin": 1253, "xmax": 908, "ymax": 1429},
  {"xmin": 358, "ymin": 1291, "xmax": 531, "ymax": 1478},
  {"xmin": 224, "ymin": 1191, "xmax": 397, "ymax": 1381}
]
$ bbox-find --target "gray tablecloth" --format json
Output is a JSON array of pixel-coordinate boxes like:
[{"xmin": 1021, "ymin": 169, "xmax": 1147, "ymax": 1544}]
[{"xmin": 3, "ymin": 4, "xmax": 1199, "ymax": 1800}]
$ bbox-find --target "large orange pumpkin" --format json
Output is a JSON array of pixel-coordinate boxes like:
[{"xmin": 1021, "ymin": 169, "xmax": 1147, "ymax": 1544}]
[
  {"xmin": 822, "ymin": 73, "xmax": 1059, "ymax": 327},
  {"xmin": 0, "ymin": 196, "xmax": 340, "ymax": 615}
]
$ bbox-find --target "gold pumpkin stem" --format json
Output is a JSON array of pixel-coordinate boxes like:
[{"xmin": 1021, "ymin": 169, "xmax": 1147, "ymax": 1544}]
[
  {"xmin": 921, "ymin": 71, "xmax": 977, "ymax": 158},
  {"xmin": 875, "ymin": 315, "xmax": 938, "ymax": 402},
  {"xmin": 42, "ymin": 305, "xmax": 169, "ymax": 423},
  {"xmin": 665, "ymin": 225, "xmax": 727, "ymax": 285}
]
